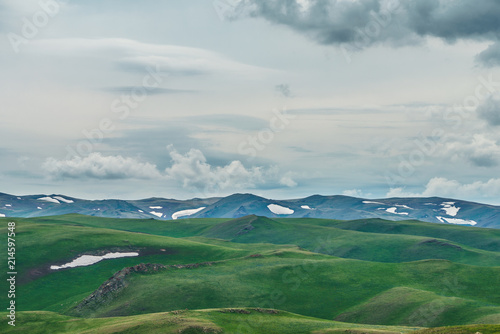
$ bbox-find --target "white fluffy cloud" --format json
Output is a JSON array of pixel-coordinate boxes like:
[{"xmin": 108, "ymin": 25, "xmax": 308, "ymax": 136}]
[
  {"xmin": 42, "ymin": 148, "xmax": 297, "ymax": 193},
  {"xmin": 164, "ymin": 146, "xmax": 296, "ymax": 192},
  {"xmin": 42, "ymin": 153, "xmax": 162, "ymax": 180},
  {"xmin": 388, "ymin": 177, "xmax": 500, "ymax": 200},
  {"xmin": 342, "ymin": 189, "xmax": 364, "ymax": 197},
  {"xmin": 280, "ymin": 172, "xmax": 298, "ymax": 187},
  {"xmin": 443, "ymin": 134, "xmax": 500, "ymax": 167}
]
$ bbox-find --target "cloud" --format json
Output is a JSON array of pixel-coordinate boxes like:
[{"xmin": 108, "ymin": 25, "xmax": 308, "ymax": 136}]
[
  {"xmin": 443, "ymin": 134, "xmax": 500, "ymax": 167},
  {"xmin": 41, "ymin": 147, "xmax": 297, "ymax": 195},
  {"xmin": 388, "ymin": 177, "xmax": 500, "ymax": 199},
  {"xmin": 42, "ymin": 153, "xmax": 162, "ymax": 180},
  {"xmin": 342, "ymin": 189, "xmax": 365, "ymax": 197},
  {"xmin": 476, "ymin": 42, "xmax": 500, "ymax": 67},
  {"xmin": 244, "ymin": 0, "xmax": 500, "ymax": 65},
  {"xmin": 28, "ymin": 38, "xmax": 270, "ymax": 76},
  {"xmin": 101, "ymin": 87, "xmax": 196, "ymax": 95},
  {"xmin": 477, "ymin": 94, "xmax": 500, "ymax": 126},
  {"xmin": 280, "ymin": 172, "xmax": 298, "ymax": 187},
  {"xmin": 164, "ymin": 146, "xmax": 296, "ymax": 192}
]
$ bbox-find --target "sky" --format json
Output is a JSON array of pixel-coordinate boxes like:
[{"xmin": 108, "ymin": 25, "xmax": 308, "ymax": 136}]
[{"xmin": 2, "ymin": 0, "xmax": 500, "ymax": 203}]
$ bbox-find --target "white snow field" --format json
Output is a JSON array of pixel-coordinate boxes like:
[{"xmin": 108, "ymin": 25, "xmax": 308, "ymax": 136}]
[
  {"xmin": 172, "ymin": 207, "xmax": 206, "ymax": 220},
  {"xmin": 53, "ymin": 196, "xmax": 74, "ymax": 203},
  {"xmin": 268, "ymin": 204, "xmax": 294, "ymax": 215},
  {"xmin": 150, "ymin": 211, "xmax": 163, "ymax": 218},
  {"xmin": 385, "ymin": 207, "xmax": 409, "ymax": 215},
  {"xmin": 50, "ymin": 252, "xmax": 139, "ymax": 270},
  {"xmin": 37, "ymin": 197, "xmax": 60, "ymax": 204},
  {"xmin": 440, "ymin": 202, "xmax": 460, "ymax": 216},
  {"xmin": 395, "ymin": 204, "xmax": 413, "ymax": 209},
  {"xmin": 436, "ymin": 216, "xmax": 477, "ymax": 226}
]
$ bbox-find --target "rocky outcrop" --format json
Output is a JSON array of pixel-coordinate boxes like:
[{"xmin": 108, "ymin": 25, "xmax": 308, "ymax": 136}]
[{"xmin": 72, "ymin": 262, "xmax": 215, "ymax": 316}]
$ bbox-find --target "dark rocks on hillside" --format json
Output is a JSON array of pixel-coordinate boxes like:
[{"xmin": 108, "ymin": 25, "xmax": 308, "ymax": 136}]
[{"xmin": 73, "ymin": 262, "xmax": 216, "ymax": 316}]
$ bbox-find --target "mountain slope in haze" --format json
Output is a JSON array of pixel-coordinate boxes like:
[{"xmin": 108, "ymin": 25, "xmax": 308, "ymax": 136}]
[{"xmin": 1, "ymin": 192, "xmax": 499, "ymax": 228}]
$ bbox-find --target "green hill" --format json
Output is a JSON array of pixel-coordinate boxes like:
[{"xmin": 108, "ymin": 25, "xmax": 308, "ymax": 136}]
[
  {"xmin": 0, "ymin": 310, "xmax": 419, "ymax": 334},
  {"xmin": 65, "ymin": 251, "xmax": 500, "ymax": 325},
  {"xmin": 1, "ymin": 214, "xmax": 499, "ymax": 333},
  {"xmin": 19, "ymin": 214, "xmax": 500, "ymax": 266}
]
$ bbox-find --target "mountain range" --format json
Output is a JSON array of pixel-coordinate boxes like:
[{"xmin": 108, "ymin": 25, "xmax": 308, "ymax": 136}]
[{"xmin": 1, "ymin": 192, "xmax": 499, "ymax": 229}]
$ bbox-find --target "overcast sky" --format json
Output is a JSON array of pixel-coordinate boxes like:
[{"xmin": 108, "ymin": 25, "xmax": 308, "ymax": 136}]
[{"xmin": 2, "ymin": 0, "xmax": 500, "ymax": 203}]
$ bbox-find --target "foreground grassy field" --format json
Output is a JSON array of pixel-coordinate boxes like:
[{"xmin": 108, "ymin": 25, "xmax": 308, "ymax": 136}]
[
  {"xmin": 0, "ymin": 309, "xmax": 420, "ymax": 334},
  {"xmin": 1, "ymin": 214, "xmax": 499, "ymax": 332}
]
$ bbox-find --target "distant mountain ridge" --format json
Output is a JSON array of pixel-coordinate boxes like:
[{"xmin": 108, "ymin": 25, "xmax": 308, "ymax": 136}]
[{"xmin": 0, "ymin": 192, "xmax": 499, "ymax": 229}]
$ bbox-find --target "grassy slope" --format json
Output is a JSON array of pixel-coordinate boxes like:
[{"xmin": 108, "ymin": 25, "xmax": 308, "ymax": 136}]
[
  {"xmin": 15, "ymin": 215, "xmax": 500, "ymax": 266},
  {"xmin": 0, "ymin": 219, "xmax": 286, "ymax": 313},
  {"xmin": 414, "ymin": 324, "xmax": 500, "ymax": 334},
  {"xmin": 1, "ymin": 215, "xmax": 499, "ymax": 330},
  {"xmin": 0, "ymin": 310, "xmax": 419, "ymax": 334},
  {"xmin": 206, "ymin": 216, "xmax": 500, "ymax": 266},
  {"xmin": 278, "ymin": 218, "xmax": 500, "ymax": 252},
  {"xmin": 335, "ymin": 286, "xmax": 500, "ymax": 327},
  {"xmin": 68, "ymin": 251, "xmax": 500, "ymax": 327}
]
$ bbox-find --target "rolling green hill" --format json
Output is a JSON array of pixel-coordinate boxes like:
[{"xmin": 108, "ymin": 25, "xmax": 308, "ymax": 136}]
[
  {"xmin": 16, "ymin": 214, "xmax": 500, "ymax": 266},
  {"xmin": 0, "ymin": 309, "xmax": 420, "ymax": 334},
  {"xmin": 1, "ymin": 214, "xmax": 499, "ymax": 333}
]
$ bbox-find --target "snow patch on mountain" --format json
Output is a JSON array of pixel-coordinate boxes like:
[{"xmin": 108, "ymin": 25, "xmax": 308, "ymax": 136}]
[
  {"xmin": 301, "ymin": 205, "xmax": 312, "ymax": 209},
  {"xmin": 440, "ymin": 202, "xmax": 460, "ymax": 216},
  {"xmin": 53, "ymin": 196, "xmax": 74, "ymax": 203},
  {"xmin": 149, "ymin": 206, "xmax": 163, "ymax": 209},
  {"xmin": 172, "ymin": 207, "xmax": 206, "ymax": 220},
  {"xmin": 50, "ymin": 252, "xmax": 139, "ymax": 270},
  {"xmin": 150, "ymin": 211, "xmax": 163, "ymax": 218},
  {"xmin": 363, "ymin": 201, "xmax": 384, "ymax": 205},
  {"xmin": 268, "ymin": 204, "xmax": 294, "ymax": 215},
  {"xmin": 436, "ymin": 216, "xmax": 477, "ymax": 226},
  {"xmin": 386, "ymin": 207, "xmax": 409, "ymax": 215},
  {"xmin": 38, "ymin": 197, "xmax": 60, "ymax": 204}
]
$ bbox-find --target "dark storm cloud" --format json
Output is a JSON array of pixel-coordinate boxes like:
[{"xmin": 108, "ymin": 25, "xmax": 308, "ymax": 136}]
[
  {"xmin": 246, "ymin": 0, "xmax": 500, "ymax": 65},
  {"xmin": 477, "ymin": 95, "xmax": 500, "ymax": 126},
  {"xmin": 476, "ymin": 42, "xmax": 500, "ymax": 67},
  {"xmin": 404, "ymin": 0, "xmax": 500, "ymax": 41},
  {"xmin": 468, "ymin": 154, "xmax": 498, "ymax": 168},
  {"xmin": 248, "ymin": 0, "xmax": 386, "ymax": 45}
]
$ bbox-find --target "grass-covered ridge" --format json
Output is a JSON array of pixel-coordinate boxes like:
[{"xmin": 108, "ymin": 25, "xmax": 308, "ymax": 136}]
[
  {"xmin": 1, "ymin": 214, "xmax": 499, "ymax": 332},
  {"xmin": 0, "ymin": 310, "xmax": 420, "ymax": 334}
]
